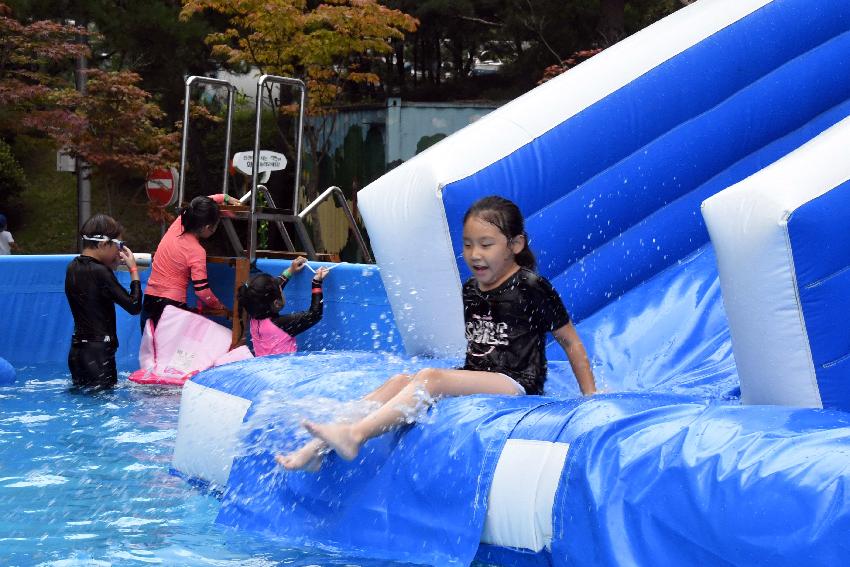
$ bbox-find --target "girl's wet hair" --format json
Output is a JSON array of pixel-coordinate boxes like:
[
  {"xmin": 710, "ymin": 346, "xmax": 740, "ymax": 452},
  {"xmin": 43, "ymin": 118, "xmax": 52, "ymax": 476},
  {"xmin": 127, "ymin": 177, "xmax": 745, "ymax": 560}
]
[
  {"xmin": 80, "ymin": 214, "xmax": 123, "ymax": 250},
  {"xmin": 238, "ymin": 273, "xmax": 282, "ymax": 320},
  {"xmin": 181, "ymin": 196, "xmax": 220, "ymax": 234},
  {"xmin": 463, "ymin": 195, "xmax": 537, "ymax": 270}
]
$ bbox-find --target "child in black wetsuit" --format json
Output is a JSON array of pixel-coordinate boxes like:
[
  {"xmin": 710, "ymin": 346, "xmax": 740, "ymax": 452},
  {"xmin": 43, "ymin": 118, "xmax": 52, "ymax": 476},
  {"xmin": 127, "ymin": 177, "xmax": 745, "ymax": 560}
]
[
  {"xmin": 237, "ymin": 257, "xmax": 329, "ymax": 356},
  {"xmin": 65, "ymin": 215, "xmax": 142, "ymax": 389},
  {"xmin": 278, "ymin": 195, "xmax": 597, "ymax": 471}
]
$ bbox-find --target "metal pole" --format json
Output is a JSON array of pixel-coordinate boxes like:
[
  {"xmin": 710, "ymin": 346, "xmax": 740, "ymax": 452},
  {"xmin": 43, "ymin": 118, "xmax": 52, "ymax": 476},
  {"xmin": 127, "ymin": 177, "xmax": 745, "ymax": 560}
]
[
  {"xmin": 75, "ymin": 31, "xmax": 90, "ymax": 250},
  {"xmin": 251, "ymin": 75, "xmax": 307, "ymax": 264},
  {"xmin": 249, "ymin": 79, "xmax": 264, "ymax": 264},
  {"xmin": 298, "ymin": 186, "xmax": 373, "ymax": 263},
  {"xmin": 178, "ymin": 76, "xmax": 237, "ymax": 211},
  {"xmin": 177, "ymin": 81, "xmax": 191, "ymax": 212},
  {"xmin": 293, "ymin": 84, "xmax": 306, "ymax": 214},
  {"xmin": 222, "ymin": 86, "xmax": 235, "ymax": 197}
]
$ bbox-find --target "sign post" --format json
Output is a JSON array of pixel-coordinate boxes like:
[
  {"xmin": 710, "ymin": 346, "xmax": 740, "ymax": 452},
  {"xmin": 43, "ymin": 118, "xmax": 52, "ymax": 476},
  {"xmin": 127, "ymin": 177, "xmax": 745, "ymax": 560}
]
[
  {"xmin": 232, "ymin": 150, "xmax": 287, "ymax": 181},
  {"xmin": 146, "ymin": 167, "xmax": 178, "ymax": 208}
]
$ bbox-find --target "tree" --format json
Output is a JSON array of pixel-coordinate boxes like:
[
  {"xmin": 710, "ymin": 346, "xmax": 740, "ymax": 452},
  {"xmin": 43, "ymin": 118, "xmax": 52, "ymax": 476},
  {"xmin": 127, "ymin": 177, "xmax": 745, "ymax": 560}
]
[
  {"xmin": 0, "ymin": 3, "xmax": 86, "ymax": 209},
  {"xmin": 0, "ymin": 3, "xmax": 88, "ymax": 135},
  {"xmin": 5, "ymin": 0, "xmax": 222, "ymax": 124},
  {"xmin": 29, "ymin": 69, "xmax": 180, "ymax": 215},
  {"xmin": 382, "ymin": 0, "xmax": 686, "ymax": 101},
  {"xmin": 0, "ymin": 138, "xmax": 28, "ymax": 210},
  {"xmin": 179, "ymin": 0, "xmax": 418, "ymax": 250},
  {"xmin": 0, "ymin": 4, "xmax": 181, "ymax": 221}
]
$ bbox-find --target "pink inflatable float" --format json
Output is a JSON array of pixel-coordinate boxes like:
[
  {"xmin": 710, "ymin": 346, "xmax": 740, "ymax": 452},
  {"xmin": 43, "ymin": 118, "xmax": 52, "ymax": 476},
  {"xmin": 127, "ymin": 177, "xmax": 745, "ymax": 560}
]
[{"xmin": 129, "ymin": 305, "xmax": 252, "ymax": 386}]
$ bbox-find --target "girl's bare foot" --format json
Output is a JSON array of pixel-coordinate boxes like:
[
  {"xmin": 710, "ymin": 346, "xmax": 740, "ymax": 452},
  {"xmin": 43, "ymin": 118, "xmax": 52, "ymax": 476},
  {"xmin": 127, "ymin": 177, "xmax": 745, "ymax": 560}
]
[
  {"xmin": 304, "ymin": 421, "xmax": 362, "ymax": 461},
  {"xmin": 275, "ymin": 439, "xmax": 327, "ymax": 472}
]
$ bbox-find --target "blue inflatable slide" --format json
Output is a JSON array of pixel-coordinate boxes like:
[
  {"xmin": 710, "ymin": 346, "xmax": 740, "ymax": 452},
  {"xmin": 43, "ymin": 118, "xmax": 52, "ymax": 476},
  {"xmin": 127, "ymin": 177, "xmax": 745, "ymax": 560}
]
[{"xmin": 92, "ymin": 0, "xmax": 850, "ymax": 565}]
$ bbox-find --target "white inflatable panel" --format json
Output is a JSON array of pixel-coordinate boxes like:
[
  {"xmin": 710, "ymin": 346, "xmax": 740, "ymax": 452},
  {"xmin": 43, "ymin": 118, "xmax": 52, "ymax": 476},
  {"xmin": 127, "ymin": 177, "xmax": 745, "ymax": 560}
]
[
  {"xmin": 702, "ymin": 116, "xmax": 850, "ymax": 408},
  {"xmin": 359, "ymin": 0, "xmax": 774, "ymax": 356},
  {"xmin": 172, "ymin": 380, "xmax": 252, "ymax": 486},
  {"xmin": 481, "ymin": 439, "xmax": 570, "ymax": 551}
]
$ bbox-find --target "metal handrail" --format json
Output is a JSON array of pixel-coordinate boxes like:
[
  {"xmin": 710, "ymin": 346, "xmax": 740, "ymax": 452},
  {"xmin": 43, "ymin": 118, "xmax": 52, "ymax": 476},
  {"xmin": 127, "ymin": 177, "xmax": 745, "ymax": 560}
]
[
  {"xmin": 299, "ymin": 186, "xmax": 372, "ymax": 263},
  {"xmin": 248, "ymin": 75, "xmax": 306, "ymax": 263},
  {"xmin": 177, "ymin": 76, "xmax": 236, "ymax": 207}
]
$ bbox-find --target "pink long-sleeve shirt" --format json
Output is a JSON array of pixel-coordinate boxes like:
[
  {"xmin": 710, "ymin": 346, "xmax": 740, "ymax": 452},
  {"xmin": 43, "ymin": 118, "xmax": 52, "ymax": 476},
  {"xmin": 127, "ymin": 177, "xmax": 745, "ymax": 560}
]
[{"xmin": 145, "ymin": 194, "xmax": 225, "ymax": 309}]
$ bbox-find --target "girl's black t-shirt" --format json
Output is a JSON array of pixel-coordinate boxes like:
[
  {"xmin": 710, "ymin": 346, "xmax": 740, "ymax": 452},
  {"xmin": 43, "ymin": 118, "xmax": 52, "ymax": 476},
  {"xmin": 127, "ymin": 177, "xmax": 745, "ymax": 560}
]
[{"xmin": 462, "ymin": 267, "xmax": 570, "ymax": 395}]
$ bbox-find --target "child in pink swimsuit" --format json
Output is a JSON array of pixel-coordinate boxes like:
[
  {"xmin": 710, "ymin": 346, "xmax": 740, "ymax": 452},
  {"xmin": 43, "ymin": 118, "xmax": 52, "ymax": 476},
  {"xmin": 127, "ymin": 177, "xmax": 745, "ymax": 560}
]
[{"xmin": 238, "ymin": 257, "xmax": 329, "ymax": 356}]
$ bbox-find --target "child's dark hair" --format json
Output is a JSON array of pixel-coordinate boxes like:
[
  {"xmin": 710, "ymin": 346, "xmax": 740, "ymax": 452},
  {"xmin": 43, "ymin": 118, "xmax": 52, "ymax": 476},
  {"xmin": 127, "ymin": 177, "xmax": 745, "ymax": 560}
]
[
  {"xmin": 80, "ymin": 214, "xmax": 123, "ymax": 250},
  {"xmin": 464, "ymin": 195, "xmax": 537, "ymax": 270},
  {"xmin": 238, "ymin": 273, "xmax": 282, "ymax": 320},
  {"xmin": 181, "ymin": 196, "xmax": 220, "ymax": 234}
]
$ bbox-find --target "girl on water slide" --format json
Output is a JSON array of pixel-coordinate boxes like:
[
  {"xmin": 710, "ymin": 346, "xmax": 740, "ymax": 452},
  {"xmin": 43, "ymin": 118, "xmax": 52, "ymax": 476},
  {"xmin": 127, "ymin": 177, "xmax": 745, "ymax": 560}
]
[{"xmin": 278, "ymin": 195, "xmax": 596, "ymax": 471}]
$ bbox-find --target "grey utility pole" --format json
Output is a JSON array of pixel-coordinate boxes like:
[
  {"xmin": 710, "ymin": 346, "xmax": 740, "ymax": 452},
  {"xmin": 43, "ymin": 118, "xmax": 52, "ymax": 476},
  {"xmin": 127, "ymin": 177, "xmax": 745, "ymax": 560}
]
[{"xmin": 75, "ymin": 26, "xmax": 91, "ymax": 250}]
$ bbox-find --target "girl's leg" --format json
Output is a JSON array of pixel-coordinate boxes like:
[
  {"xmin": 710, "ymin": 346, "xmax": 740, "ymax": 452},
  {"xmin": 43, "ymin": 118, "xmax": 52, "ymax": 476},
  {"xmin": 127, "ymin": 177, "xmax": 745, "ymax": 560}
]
[
  {"xmin": 276, "ymin": 373, "xmax": 414, "ymax": 470},
  {"xmin": 304, "ymin": 368, "xmax": 520, "ymax": 461}
]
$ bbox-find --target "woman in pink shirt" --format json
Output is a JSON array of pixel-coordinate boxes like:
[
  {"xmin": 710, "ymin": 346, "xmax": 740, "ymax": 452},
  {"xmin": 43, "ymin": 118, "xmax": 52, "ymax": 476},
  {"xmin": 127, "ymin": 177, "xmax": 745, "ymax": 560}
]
[{"xmin": 141, "ymin": 194, "xmax": 240, "ymax": 330}]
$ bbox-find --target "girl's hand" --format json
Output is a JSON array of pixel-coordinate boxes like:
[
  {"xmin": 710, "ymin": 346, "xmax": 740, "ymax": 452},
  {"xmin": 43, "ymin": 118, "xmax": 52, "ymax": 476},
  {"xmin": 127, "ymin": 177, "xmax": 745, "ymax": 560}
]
[
  {"xmin": 290, "ymin": 256, "xmax": 307, "ymax": 273},
  {"xmin": 120, "ymin": 247, "xmax": 137, "ymax": 270},
  {"xmin": 313, "ymin": 267, "xmax": 329, "ymax": 282},
  {"xmin": 225, "ymin": 195, "xmax": 240, "ymax": 206}
]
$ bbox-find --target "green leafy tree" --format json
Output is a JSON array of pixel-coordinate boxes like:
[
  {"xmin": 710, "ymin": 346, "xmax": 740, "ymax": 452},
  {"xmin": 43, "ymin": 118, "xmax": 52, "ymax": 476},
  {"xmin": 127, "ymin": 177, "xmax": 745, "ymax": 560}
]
[
  {"xmin": 385, "ymin": 0, "xmax": 687, "ymax": 100},
  {"xmin": 0, "ymin": 138, "xmax": 28, "ymax": 210}
]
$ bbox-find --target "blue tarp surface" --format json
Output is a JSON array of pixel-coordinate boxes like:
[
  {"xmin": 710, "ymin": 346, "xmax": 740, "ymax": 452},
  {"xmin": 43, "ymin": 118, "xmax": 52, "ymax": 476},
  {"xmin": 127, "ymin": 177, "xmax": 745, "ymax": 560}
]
[
  {"xmin": 194, "ymin": 350, "xmax": 850, "ymax": 566},
  {"xmin": 557, "ymin": 402, "xmax": 850, "ymax": 566}
]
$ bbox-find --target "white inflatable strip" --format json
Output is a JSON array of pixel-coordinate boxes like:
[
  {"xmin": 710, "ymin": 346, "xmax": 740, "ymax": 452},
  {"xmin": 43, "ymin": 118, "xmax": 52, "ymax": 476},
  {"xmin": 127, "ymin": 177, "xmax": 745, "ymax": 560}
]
[
  {"xmin": 172, "ymin": 380, "xmax": 252, "ymax": 486},
  {"xmin": 481, "ymin": 439, "xmax": 570, "ymax": 552},
  {"xmin": 702, "ymin": 115, "xmax": 850, "ymax": 407}
]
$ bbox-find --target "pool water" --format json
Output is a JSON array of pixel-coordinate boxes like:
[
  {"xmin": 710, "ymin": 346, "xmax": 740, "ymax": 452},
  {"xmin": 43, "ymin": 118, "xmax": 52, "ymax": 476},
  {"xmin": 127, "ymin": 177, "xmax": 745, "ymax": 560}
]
[{"xmin": 0, "ymin": 366, "xmax": 435, "ymax": 567}]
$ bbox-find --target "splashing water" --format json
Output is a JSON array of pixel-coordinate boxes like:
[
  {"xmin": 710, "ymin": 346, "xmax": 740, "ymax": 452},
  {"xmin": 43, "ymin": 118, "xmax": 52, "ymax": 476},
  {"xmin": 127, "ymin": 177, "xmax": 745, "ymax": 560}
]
[{"xmin": 0, "ymin": 365, "xmax": 462, "ymax": 566}]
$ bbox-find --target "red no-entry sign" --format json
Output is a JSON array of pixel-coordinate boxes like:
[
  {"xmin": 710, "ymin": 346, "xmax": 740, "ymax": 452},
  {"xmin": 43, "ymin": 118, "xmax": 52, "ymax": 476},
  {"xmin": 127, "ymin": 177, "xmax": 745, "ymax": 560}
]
[{"xmin": 146, "ymin": 167, "xmax": 178, "ymax": 207}]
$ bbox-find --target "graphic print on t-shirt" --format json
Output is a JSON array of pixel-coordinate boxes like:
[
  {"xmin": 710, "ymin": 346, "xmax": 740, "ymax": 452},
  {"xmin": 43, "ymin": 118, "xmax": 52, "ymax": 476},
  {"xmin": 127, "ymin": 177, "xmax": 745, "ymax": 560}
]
[
  {"xmin": 466, "ymin": 314, "xmax": 509, "ymax": 357},
  {"xmin": 461, "ymin": 268, "xmax": 571, "ymax": 394}
]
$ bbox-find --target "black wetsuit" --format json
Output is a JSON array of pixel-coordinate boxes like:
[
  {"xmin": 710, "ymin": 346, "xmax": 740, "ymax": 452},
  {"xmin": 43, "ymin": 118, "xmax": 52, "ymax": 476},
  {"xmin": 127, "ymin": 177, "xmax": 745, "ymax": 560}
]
[
  {"xmin": 65, "ymin": 256, "xmax": 142, "ymax": 389},
  {"xmin": 269, "ymin": 273, "xmax": 324, "ymax": 336},
  {"xmin": 462, "ymin": 267, "xmax": 570, "ymax": 395}
]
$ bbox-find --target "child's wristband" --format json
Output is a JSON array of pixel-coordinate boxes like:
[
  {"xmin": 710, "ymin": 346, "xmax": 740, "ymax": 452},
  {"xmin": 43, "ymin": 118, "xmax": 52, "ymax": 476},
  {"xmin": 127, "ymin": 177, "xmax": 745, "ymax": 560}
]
[
  {"xmin": 129, "ymin": 267, "xmax": 138, "ymax": 275},
  {"xmin": 311, "ymin": 287, "xmax": 322, "ymax": 295},
  {"xmin": 282, "ymin": 268, "xmax": 292, "ymax": 279}
]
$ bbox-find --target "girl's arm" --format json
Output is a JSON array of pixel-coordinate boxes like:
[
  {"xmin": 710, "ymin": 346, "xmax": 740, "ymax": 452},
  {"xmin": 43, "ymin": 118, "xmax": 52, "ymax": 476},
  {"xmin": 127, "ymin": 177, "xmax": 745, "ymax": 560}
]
[
  {"xmin": 272, "ymin": 276, "xmax": 324, "ymax": 336},
  {"xmin": 552, "ymin": 322, "xmax": 596, "ymax": 395},
  {"xmin": 208, "ymin": 194, "xmax": 241, "ymax": 206},
  {"xmin": 278, "ymin": 257, "xmax": 307, "ymax": 289},
  {"xmin": 188, "ymin": 247, "xmax": 225, "ymax": 310},
  {"xmin": 103, "ymin": 252, "xmax": 142, "ymax": 315}
]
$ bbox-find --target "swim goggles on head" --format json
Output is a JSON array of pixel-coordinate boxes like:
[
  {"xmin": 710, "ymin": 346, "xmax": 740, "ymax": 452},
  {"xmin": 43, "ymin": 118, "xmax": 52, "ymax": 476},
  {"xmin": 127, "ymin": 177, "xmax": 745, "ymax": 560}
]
[{"xmin": 82, "ymin": 235, "xmax": 125, "ymax": 250}]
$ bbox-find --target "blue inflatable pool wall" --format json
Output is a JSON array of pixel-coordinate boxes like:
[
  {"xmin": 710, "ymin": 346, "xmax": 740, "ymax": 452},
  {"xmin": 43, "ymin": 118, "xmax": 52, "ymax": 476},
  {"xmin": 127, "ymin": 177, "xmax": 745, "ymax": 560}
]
[
  {"xmin": 0, "ymin": 256, "xmax": 399, "ymax": 368},
  {"xmin": 3, "ymin": 0, "xmax": 850, "ymax": 565}
]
